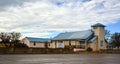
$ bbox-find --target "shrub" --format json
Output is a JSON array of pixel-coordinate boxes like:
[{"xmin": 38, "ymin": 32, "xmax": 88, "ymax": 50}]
[
  {"xmin": 14, "ymin": 43, "xmax": 28, "ymax": 48},
  {"xmin": 87, "ymin": 47, "xmax": 93, "ymax": 52}
]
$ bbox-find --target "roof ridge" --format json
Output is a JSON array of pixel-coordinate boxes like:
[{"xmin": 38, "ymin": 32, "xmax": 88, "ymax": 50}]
[
  {"xmin": 62, "ymin": 30, "xmax": 91, "ymax": 34},
  {"xmin": 26, "ymin": 37, "xmax": 49, "ymax": 39}
]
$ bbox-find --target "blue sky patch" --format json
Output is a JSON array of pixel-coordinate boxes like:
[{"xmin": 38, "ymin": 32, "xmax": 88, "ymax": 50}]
[
  {"xmin": 81, "ymin": 0, "xmax": 91, "ymax": 2},
  {"xmin": 55, "ymin": 2, "xmax": 64, "ymax": 7}
]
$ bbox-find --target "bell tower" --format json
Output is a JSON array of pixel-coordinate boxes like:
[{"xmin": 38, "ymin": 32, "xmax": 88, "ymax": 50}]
[{"xmin": 91, "ymin": 23, "xmax": 107, "ymax": 50}]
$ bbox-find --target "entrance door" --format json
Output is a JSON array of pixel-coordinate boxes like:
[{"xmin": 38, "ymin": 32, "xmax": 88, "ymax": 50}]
[{"xmin": 56, "ymin": 42, "xmax": 64, "ymax": 48}]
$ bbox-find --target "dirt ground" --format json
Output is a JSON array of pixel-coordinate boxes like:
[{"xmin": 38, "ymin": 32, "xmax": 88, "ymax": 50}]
[{"xmin": 0, "ymin": 54, "xmax": 120, "ymax": 64}]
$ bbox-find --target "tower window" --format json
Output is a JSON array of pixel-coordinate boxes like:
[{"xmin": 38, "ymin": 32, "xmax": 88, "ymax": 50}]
[{"xmin": 100, "ymin": 40, "xmax": 103, "ymax": 47}]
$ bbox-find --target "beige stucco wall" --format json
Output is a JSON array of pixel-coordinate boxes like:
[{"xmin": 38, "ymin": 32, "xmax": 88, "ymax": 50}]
[
  {"xmin": 22, "ymin": 38, "xmax": 30, "ymax": 46},
  {"xmin": 29, "ymin": 42, "xmax": 45, "ymax": 48},
  {"xmin": 22, "ymin": 38, "xmax": 46, "ymax": 48}
]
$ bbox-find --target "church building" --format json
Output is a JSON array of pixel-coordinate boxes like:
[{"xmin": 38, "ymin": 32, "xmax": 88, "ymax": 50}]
[{"xmin": 50, "ymin": 23, "xmax": 107, "ymax": 51}]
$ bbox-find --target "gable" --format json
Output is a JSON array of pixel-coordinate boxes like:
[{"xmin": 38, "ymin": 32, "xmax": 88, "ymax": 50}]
[{"xmin": 88, "ymin": 36, "xmax": 98, "ymax": 43}]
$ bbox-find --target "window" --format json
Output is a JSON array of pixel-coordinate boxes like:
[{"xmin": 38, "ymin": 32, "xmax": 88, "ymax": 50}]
[
  {"xmin": 100, "ymin": 40, "xmax": 104, "ymax": 47},
  {"xmin": 94, "ymin": 43, "xmax": 96, "ymax": 46},
  {"xmin": 69, "ymin": 41, "xmax": 71, "ymax": 46},
  {"xmin": 33, "ymin": 42, "xmax": 36, "ymax": 46},
  {"xmin": 48, "ymin": 43, "xmax": 50, "ymax": 46}
]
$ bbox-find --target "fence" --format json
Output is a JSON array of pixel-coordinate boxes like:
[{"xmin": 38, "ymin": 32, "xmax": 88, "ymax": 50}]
[
  {"xmin": 1, "ymin": 48, "xmax": 120, "ymax": 54},
  {"xmin": 100, "ymin": 49, "xmax": 120, "ymax": 54},
  {"xmin": 0, "ymin": 48, "xmax": 74, "ymax": 54}
]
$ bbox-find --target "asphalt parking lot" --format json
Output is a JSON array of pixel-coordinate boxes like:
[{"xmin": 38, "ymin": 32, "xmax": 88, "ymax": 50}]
[{"xmin": 0, "ymin": 54, "xmax": 120, "ymax": 64}]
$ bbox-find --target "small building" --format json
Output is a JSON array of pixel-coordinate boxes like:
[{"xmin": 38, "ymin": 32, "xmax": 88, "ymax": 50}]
[
  {"xmin": 22, "ymin": 37, "xmax": 50, "ymax": 48},
  {"xmin": 50, "ymin": 23, "xmax": 107, "ymax": 51}
]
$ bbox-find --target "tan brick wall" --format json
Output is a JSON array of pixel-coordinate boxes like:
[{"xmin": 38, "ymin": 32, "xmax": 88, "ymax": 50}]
[
  {"xmin": 76, "ymin": 41, "xmax": 80, "ymax": 45},
  {"xmin": 49, "ymin": 41, "xmax": 56, "ymax": 48},
  {"xmin": 50, "ymin": 40, "xmax": 80, "ymax": 48},
  {"xmin": 71, "ymin": 41, "xmax": 76, "ymax": 45},
  {"xmin": 88, "ymin": 39, "xmax": 98, "ymax": 51},
  {"xmin": 92, "ymin": 27, "xmax": 107, "ymax": 50},
  {"xmin": 63, "ymin": 41, "xmax": 69, "ymax": 46}
]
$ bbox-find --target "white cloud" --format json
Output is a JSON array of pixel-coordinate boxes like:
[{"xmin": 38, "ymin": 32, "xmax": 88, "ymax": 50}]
[
  {"xmin": 21, "ymin": 32, "xmax": 52, "ymax": 38},
  {"xmin": 0, "ymin": 0, "xmax": 120, "ymax": 37}
]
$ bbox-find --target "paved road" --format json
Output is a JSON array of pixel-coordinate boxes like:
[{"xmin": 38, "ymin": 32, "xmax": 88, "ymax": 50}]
[{"xmin": 0, "ymin": 54, "xmax": 120, "ymax": 64}]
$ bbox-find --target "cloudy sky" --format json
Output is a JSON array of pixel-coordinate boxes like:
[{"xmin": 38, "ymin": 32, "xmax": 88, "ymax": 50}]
[{"xmin": 0, "ymin": 0, "xmax": 120, "ymax": 38}]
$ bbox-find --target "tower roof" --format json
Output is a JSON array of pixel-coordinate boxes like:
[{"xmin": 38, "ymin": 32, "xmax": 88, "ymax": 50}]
[{"xmin": 91, "ymin": 23, "xmax": 105, "ymax": 27}]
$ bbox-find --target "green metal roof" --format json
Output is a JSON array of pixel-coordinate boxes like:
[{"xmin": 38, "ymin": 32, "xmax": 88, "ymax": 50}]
[
  {"xmin": 26, "ymin": 37, "xmax": 50, "ymax": 43},
  {"xmin": 88, "ymin": 36, "xmax": 97, "ymax": 42},
  {"xmin": 52, "ymin": 30, "xmax": 93, "ymax": 40}
]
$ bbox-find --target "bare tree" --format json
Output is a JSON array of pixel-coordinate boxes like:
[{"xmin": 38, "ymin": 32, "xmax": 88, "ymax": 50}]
[
  {"xmin": 111, "ymin": 33, "xmax": 120, "ymax": 48},
  {"xmin": 10, "ymin": 32, "xmax": 21, "ymax": 45},
  {"xmin": 0, "ymin": 32, "xmax": 21, "ymax": 48},
  {"xmin": 105, "ymin": 30, "xmax": 111, "ymax": 41}
]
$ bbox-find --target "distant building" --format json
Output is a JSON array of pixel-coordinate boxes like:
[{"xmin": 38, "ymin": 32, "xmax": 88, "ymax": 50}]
[
  {"xmin": 22, "ymin": 37, "xmax": 50, "ymax": 48},
  {"xmin": 50, "ymin": 23, "xmax": 107, "ymax": 51}
]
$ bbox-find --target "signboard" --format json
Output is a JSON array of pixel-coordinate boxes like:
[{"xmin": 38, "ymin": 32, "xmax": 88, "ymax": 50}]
[{"xmin": 56, "ymin": 42, "xmax": 64, "ymax": 48}]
